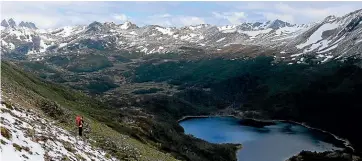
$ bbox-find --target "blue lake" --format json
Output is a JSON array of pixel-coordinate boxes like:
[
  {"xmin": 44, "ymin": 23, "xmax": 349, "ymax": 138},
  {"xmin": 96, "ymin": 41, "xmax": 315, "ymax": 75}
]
[{"xmin": 179, "ymin": 117, "xmax": 342, "ymax": 161}]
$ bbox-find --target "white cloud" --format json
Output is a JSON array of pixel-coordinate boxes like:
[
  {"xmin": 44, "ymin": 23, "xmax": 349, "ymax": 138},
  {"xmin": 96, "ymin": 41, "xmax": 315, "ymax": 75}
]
[
  {"xmin": 262, "ymin": 3, "xmax": 359, "ymax": 23},
  {"xmin": 179, "ymin": 16, "xmax": 205, "ymax": 26},
  {"xmin": 154, "ymin": 14, "xmax": 172, "ymax": 18},
  {"xmin": 212, "ymin": 12, "xmax": 246, "ymax": 24},
  {"xmin": 145, "ymin": 14, "xmax": 205, "ymax": 27},
  {"xmin": 234, "ymin": 2, "xmax": 361, "ymax": 24},
  {"xmin": 1, "ymin": 1, "xmax": 119, "ymax": 28},
  {"xmin": 1, "ymin": 1, "xmax": 361, "ymax": 28},
  {"xmin": 244, "ymin": 2, "xmax": 269, "ymax": 10},
  {"xmin": 113, "ymin": 14, "xmax": 129, "ymax": 22}
]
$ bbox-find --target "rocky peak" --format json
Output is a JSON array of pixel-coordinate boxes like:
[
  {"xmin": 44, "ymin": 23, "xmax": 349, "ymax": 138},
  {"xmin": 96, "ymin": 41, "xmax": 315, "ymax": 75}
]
[
  {"xmin": 19, "ymin": 21, "xmax": 38, "ymax": 29},
  {"xmin": 120, "ymin": 21, "xmax": 138, "ymax": 30},
  {"xmin": 324, "ymin": 15, "xmax": 337, "ymax": 23},
  {"xmin": 268, "ymin": 19, "xmax": 292, "ymax": 29},
  {"xmin": 237, "ymin": 23, "xmax": 255, "ymax": 31},
  {"xmin": 18, "ymin": 21, "xmax": 26, "ymax": 27},
  {"xmin": 8, "ymin": 18, "xmax": 17, "ymax": 28},
  {"xmin": 28, "ymin": 22, "xmax": 37, "ymax": 29},
  {"xmin": 1, "ymin": 19, "xmax": 9, "ymax": 27},
  {"xmin": 86, "ymin": 21, "xmax": 103, "ymax": 33},
  {"xmin": 252, "ymin": 22, "xmax": 263, "ymax": 27}
]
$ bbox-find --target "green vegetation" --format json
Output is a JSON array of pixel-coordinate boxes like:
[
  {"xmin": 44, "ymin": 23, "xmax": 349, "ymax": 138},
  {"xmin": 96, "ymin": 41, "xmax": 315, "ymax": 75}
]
[
  {"xmin": 36, "ymin": 99, "xmax": 69, "ymax": 121},
  {"xmin": 7, "ymin": 52, "xmax": 362, "ymax": 160},
  {"xmin": 67, "ymin": 54, "xmax": 113, "ymax": 72},
  {"xmin": 133, "ymin": 57, "xmax": 274, "ymax": 86},
  {"xmin": 1, "ymin": 101, "xmax": 14, "ymax": 110},
  {"xmin": 1, "ymin": 61, "xmax": 178, "ymax": 161},
  {"xmin": 48, "ymin": 55, "xmax": 70, "ymax": 66},
  {"xmin": 132, "ymin": 88, "xmax": 164, "ymax": 94},
  {"xmin": 111, "ymin": 55, "xmax": 132, "ymax": 63},
  {"xmin": 61, "ymin": 156, "xmax": 71, "ymax": 161},
  {"xmin": 104, "ymin": 153, "xmax": 111, "ymax": 159},
  {"xmin": 131, "ymin": 56, "xmax": 362, "ymax": 154},
  {"xmin": 25, "ymin": 128, "xmax": 36, "ymax": 139},
  {"xmin": 85, "ymin": 78, "xmax": 119, "ymax": 94},
  {"xmin": 1, "ymin": 126, "xmax": 12, "ymax": 140},
  {"xmin": 1, "ymin": 61, "xmax": 238, "ymax": 161},
  {"xmin": 0, "ymin": 139, "xmax": 7, "ymax": 145},
  {"xmin": 63, "ymin": 141, "xmax": 75, "ymax": 152},
  {"xmin": 13, "ymin": 143, "xmax": 22, "ymax": 151},
  {"xmin": 75, "ymin": 153, "xmax": 86, "ymax": 161},
  {"xmin": 22, "ymin": 61, "xmax": 58, "ymax": 73}
]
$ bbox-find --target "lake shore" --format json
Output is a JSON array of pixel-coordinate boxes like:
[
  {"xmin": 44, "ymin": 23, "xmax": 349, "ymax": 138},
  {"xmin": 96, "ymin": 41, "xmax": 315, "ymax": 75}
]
[{"xmin": 178, "ymin": 115, "xmax": 354, "ymax": 152}]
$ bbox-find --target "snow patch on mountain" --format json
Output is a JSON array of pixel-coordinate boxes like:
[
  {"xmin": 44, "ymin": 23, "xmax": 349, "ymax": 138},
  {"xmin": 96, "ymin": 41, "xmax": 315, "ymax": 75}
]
[
  {"xmin": 296, "ymin": 22, "xmax": 339, "ymax": 49},
  {"xmin": 1, "ymin": 40, "xmax": 15, "ymax": 50},
  {"xmin": 39, "ymin": 40, "xmax": 50, "ymax": 52},
  {"xmin": 216, "ymin": 37, "xmax": 226, "ymax": 42},
  {"xmin": 218, "ymin": 25, "xmax": 237, "ymax": 33},
  {"xmin": 317, "ymin": 44, "xmax": 339, "ymax": 53},
  {"xmin": 120, "ymin": 22, "xmax": 131, "ymax": 30},
  {"xmin": 155, "ymin": 27, "xmax": 174, "ymax": 36},
  {"xmin": 189, "ymin": 25, "xmax": 204, "ymax": 30},
  {"xmin": 52, "ymin": 26, "xmax": 85, "ymax": 37},
  {"xmin": 59, "ymin": 43, "xmax": 68, "ymax": 48},
  {"xmin": 59, "ymin": 26, "xmax": 74, "ymax": 37},
  {"xmin": 240, "ymin": 28, "xmax": 272, "ymax": 39},
  {"xmin": 321, "ymin": 54, "xmax": 334, "ymax": 63},
  {"xmin": 129, "ymin": 31, "xmax": 137, "ymax": 35},
  {"xmin": 275, "ymin": 26, "xmax": 305, "ymax": 36},
  {"xmin": 0, "ymin": 102, "xmax": 118, "ymax": 161}
]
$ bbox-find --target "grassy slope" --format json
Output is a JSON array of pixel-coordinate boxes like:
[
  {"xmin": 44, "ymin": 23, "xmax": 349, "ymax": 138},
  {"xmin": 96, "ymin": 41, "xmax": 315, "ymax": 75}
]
[{"xmin": 1, "ymin": 60, "xmax": 178, "ymax": 161}]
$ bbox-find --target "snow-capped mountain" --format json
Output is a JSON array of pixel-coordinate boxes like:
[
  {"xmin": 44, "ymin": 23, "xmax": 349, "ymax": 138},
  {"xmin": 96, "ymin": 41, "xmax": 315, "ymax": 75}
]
[
  {"xmin": 1, "ymin": 9, "xmax": 362, "ymax": 63},
  {"xmin": 1, "ymin": 19, "xmax": 37, "ymax": 29}
]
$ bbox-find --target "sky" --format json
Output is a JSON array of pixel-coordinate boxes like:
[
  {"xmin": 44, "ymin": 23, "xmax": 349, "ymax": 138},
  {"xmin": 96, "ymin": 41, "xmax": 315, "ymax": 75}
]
[{"xmin": 1, "ymin": 1, "xmax": 362, "ymax": 29}]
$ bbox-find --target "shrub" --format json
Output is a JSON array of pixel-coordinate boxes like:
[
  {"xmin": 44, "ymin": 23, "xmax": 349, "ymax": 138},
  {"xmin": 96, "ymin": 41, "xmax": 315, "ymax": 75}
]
[
  {"xmin": 1, "ymin": 126, "xmax": 12, "ymax": 140},
  {"xmin": 13, "ymin": 143, "xmax": 22, "ymax": 151},
  {"xmin": 1, "ymin": 101, "xmax": 13, "ymax": 110},
  {"xmin": 36, "ymin": 99, "xmax": 69, "ymax": 122}
]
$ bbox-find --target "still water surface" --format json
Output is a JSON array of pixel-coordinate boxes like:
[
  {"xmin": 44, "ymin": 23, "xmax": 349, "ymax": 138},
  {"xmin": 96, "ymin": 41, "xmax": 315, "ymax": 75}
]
[{"xmin": 179, "ymin": 117, "xmax": 342, "ymax": 161}]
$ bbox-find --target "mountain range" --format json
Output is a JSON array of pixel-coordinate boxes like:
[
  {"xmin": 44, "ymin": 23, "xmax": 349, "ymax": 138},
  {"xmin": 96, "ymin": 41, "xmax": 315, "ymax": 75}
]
[
  {"xmin": 1, "ymin": 8, "xmax": 362, "ymax": 161},
  {"xmin": 1, "ymin": 9, "xmax": 361, "ymax": 63}
]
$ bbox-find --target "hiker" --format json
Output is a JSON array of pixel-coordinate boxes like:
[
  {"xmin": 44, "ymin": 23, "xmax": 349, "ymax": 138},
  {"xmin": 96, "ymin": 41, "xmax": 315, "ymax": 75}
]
[{"xmin": 76, "ymin": 116, "xmax": 84, "ymax": 136}]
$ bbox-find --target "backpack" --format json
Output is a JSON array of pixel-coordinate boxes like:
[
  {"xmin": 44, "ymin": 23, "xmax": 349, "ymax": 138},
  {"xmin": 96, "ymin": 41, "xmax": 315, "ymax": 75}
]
[{"xmin": 76, "ymin": 116, "xmax": 81, "ymax": 126}]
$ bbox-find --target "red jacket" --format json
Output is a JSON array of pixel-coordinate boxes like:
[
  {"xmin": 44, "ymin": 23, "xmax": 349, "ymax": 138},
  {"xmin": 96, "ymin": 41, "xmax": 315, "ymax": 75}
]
[{"xmin": 76, "ymin": 116, "xmax": 82, "ymax": 126}]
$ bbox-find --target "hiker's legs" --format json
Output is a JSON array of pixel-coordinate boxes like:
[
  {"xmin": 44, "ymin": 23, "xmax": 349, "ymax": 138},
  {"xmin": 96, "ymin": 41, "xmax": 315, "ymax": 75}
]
[{"xmin": 79, "ymin": 127, "xmax": 82, "ymax": 136}]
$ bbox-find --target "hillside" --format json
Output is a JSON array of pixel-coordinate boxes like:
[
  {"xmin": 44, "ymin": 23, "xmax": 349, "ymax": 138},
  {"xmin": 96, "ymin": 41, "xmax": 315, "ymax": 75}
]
[
  {"xmin": 0, "ymin": 61, "xmax": 238, "ymax": 161},
  {"xmin": 0, "ymin": 61, "xmax": 181, "ymax": 161},
  {"xmin": 1, "ymin": 6, "xmax": 362, "ymax": 161},
  {"xmin": 1, "ymin": 101, "xmax": 118, "ymax": 161}
]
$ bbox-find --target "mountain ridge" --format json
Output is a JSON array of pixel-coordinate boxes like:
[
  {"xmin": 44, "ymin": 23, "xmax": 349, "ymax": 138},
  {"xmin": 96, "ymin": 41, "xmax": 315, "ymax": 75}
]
[{"xmin": 1, "ymin": 9, "xmax": 361, "ymax": 63}]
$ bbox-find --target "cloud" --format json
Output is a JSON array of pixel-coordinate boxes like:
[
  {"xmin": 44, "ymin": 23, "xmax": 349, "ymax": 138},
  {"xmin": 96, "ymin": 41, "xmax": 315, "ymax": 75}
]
[
  {"xmin": 260, "ymin": 3, "xmax": 359, "ymax": 23},
  {"xmin": 179, "ymin": 16, "xmax": 205, "ymax": 26},
  {"xmin": 244, "ymin": 2, "xmax": 269, "ymax": 10},
  {"xmin": 212, "ymin": 12, "xmax": 246, "ymax": 24},
  {"xmin": 146, "ymin": 14, "xmax": 205, "ymax": 26},
  {"xmin": 152, "ymin": 14, "xmax": 172, "ymax": 18},
  {"xmin": 1, "ymin": 1, "xmax": 361, "ymax": 28},
  {"xmin": 113, "ymin": 14, "xmax": 129, "ymax": 22},
  {"xmin": 1, "ymin": 1, "xmax": 119, "ymax": 28}
]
